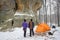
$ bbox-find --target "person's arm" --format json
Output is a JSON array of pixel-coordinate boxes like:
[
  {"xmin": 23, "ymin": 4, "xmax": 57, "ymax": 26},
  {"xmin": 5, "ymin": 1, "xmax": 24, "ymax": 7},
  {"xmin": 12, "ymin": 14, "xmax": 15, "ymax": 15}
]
[
  {"xmin": 33, "ymin": 22, "xmax": 34, "ymax": 28},
  {"xmin": 28, "ymin": 22, "xmax": 30, "ymax": 28},
  {"xmin": 26, "ymin": 23, "xmax": 28, "ymax": 27}
]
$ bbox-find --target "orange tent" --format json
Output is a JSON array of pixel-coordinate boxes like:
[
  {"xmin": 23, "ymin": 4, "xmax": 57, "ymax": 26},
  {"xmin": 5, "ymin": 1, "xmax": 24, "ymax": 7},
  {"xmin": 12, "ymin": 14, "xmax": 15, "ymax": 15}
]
[{"xmin": 35, "ymin": 23, "xmax": 51, "ymax": 33}]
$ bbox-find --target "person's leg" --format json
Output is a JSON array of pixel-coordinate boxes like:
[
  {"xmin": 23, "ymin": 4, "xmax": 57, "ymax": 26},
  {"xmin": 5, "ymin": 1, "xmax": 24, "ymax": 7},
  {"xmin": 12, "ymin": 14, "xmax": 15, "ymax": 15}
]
[
  {"xmin": 30, "ymin": 29, "xmax": 32, "ymax": 37},
  {"xmin": 32, "ymin": 29, "xmax": 34, "ymax": 36},
  {"xmin": 24, "ymin": 29, "xmax": 26, "ymax": 37}
]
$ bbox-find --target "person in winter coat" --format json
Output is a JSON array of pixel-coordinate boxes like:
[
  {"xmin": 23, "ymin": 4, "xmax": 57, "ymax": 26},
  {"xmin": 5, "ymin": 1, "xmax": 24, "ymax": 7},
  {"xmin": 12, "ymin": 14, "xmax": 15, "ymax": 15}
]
[
  {"xmin": 22, "ymin": 19, "xmax": 28, "ymax": 37},
  {"xmin": 29, "ymin": 19, "xmax": 34, "ymax": 37}
]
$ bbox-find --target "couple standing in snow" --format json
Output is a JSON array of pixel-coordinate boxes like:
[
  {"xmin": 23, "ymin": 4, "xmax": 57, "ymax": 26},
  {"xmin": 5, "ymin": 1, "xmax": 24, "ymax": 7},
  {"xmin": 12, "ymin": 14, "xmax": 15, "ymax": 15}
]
[{"xmin": 22, "ymin": 19, "xmax": 34, "ymax": 37}]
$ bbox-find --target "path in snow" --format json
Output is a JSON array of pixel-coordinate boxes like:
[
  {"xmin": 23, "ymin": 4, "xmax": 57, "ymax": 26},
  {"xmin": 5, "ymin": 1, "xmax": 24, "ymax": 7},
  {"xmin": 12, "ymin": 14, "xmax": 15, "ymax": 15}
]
[{"xmin": 0, "ymin": 26, "xmax": 60, "ymax": 40}]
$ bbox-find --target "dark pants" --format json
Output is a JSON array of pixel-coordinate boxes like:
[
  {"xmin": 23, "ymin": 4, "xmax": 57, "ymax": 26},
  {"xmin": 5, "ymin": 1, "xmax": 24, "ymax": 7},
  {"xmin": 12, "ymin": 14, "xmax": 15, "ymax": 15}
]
[
  {"xmin": 23, "ymin": 28, "xmax": 26, "ymax": 37},
  {"xmin": 30, "ymin": 29, "xmax": 34, "ymax": 37}
]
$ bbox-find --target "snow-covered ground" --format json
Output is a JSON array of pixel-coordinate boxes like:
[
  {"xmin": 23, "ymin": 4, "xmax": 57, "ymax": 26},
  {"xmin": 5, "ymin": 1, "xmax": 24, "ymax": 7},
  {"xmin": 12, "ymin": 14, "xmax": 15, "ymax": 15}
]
[{"xmin": 0, "ymin": 26, "xmax": 60, "ymax": 40}]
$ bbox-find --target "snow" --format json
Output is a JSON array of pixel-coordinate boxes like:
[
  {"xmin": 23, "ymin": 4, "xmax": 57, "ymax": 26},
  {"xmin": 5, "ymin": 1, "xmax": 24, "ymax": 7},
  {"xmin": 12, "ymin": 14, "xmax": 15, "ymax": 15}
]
[
  {"xmin": 0, "ymin": 26, "xmax": 60, "ymax": 40},
  {"xmin": 14, "ymin": 12, "xmax": 34, "ymax": 17},
  {"xmin": 5, "ymin": 19, "xmax": 12, "ymax": 23}
]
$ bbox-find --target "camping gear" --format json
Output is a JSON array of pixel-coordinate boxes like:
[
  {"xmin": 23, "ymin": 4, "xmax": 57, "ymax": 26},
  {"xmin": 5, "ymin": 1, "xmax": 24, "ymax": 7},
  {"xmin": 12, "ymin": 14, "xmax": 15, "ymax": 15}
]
[{"xmin": 35, "ymin": 23, "xmax": 51, "ymax": 33}]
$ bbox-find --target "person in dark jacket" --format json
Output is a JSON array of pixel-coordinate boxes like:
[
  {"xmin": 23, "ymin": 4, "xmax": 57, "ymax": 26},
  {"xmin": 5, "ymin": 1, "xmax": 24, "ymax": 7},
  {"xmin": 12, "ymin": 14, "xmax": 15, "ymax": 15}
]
[
  {"xmin": 22, "ymin": 19, "xmax": 28, "ymax": 37},
  {"xmin": 29, "ymin": 19, "xmax": 34, "ymax": 37}
]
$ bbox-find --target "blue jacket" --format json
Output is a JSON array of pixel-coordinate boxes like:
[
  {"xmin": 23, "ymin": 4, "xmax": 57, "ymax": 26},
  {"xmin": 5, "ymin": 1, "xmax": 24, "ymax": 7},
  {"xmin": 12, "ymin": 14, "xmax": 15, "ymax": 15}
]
[{"xmin": 22, "ymin": 22, "xmax": 28, "ymax": 29}]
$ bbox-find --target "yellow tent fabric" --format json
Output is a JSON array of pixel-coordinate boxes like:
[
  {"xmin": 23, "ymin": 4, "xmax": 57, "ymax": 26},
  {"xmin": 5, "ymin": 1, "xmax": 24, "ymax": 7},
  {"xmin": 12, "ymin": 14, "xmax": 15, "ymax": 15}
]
[{"xmin": 35, "ymin": 23, "xmax": 51, "ymax": 33}]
